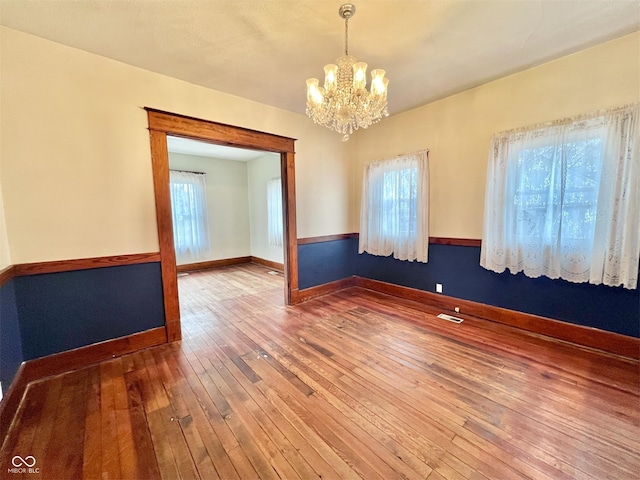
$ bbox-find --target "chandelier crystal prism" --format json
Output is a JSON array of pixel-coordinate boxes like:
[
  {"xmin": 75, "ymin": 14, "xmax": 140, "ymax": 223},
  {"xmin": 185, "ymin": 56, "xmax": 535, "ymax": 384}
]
[{"xmin": 305, "ymin": 3, "xmax": 389, "ymax": 141}]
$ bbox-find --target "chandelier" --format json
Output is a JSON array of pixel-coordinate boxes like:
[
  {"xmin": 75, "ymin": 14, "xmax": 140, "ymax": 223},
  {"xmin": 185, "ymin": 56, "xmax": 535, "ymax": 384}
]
[{"xmin": 305, "ymin": 3, "xmax": 389, "ymax": 141}]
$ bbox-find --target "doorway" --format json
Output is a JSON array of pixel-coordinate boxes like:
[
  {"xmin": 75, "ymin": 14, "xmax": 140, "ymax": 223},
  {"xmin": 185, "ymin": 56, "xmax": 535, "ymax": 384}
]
[
  {"xmin": 167, "ymin": 136, "xmax": 283, "ymax": 271},
  {"xmin": 146, "ymin": 108, "xmax": 298, "ymax": 342}
]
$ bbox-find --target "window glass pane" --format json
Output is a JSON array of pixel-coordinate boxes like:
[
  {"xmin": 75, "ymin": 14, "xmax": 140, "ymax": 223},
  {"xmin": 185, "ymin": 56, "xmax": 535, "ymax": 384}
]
[
  {"xmin": 382, "ymin": 167, "xmax": 417, "ymax": 237},
  {"xmin": 512, "ymin": 137, "xmax": 602, "ymax": 243}
]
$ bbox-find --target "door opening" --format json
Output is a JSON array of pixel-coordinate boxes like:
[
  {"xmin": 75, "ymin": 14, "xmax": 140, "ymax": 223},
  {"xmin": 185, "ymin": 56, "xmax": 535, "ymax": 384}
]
[{"xmin": 146, "ymin": 108, "xmax": 298, "ymax": 342}]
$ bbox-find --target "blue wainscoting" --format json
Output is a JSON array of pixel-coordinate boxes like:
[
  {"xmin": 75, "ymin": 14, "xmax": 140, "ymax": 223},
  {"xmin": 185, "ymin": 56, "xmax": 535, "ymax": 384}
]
[
  {"xmin": 0, "ymin": 279, "xmax": 23, "ymax": 389},
  {"xmin": 298, "ymin": 238, "xmax": 359, "ymax": 290},
  {"xmin": 298, "ymin": 237, "xmax": 640, "ymax": 338},
  {"xmin": 15, "ymin": 262, "xmax": 166, "ymax": 360}
]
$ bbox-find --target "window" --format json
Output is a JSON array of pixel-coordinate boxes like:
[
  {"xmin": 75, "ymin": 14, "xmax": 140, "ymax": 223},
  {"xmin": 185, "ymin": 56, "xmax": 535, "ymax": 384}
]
[
  {"xmin": 169, "ymin": 170, "xmax": 211, "ymax": 261},
  {"xmin": 359, "ymin": 150, "xmax": 429, "ymax": 262},
  {"xmin": 267, "ymin": 178, "xmax": 283, "ymax": 246},
  {"xmin": 513, "ymin": 135, "xmax": 604, "ymax": 244},
  {"xmin": 481, "ymin": 104, "xmax": 639, "ymax": 289}
]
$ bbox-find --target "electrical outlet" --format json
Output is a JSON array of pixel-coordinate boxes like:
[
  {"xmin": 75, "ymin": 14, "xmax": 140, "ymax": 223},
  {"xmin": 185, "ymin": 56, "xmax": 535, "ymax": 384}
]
[{"xmin": 436, "ymin": 283, "xmax": 443, "ymax": 293}]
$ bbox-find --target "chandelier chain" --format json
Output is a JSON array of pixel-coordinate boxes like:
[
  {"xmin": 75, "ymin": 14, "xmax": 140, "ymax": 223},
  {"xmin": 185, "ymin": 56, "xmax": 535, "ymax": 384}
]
[{"xmin": 344, "ymin": 18, "xmax": 349, "ymax": 56}]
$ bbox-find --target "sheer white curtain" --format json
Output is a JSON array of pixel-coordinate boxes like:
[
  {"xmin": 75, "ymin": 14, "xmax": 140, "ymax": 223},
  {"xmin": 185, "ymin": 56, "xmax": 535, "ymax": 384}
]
[
  {"xmin": 480, "ymin": 104, "xmax": 639, "ymax": 289},
  {"xmin": 267, "ymin": 178, "xmax": 283, "ymax": 246},
  {"xmin": 169, "ymin": 170, "xmax": 211, "ymax": 261},
  {"xmin": 359, "ymin": 150, "xmax": 429, "ymax": 262}
]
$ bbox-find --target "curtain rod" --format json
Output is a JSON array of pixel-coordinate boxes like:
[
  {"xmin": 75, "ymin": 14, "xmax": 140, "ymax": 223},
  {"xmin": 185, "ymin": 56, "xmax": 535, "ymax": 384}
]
[
  {"xmin": 390, "ymin": 148, "xmax": 430, "ymax": 159},
  {"xmin": 492, "ymin": 102, "xmax": 639, "ymax": 138},
  {"xmin": 170, "ymin": 169, "xmax": 205, "ymax": 175},
  {"xmin": 366, "ymin": 148, "xmax": 429, "ymax": 166}
]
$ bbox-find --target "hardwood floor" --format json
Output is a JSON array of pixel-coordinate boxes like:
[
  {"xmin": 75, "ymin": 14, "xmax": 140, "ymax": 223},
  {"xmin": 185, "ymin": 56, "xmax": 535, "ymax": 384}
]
[{"xmin": 1, "ymin": 263, "xmax": 638, "ymax": 479}]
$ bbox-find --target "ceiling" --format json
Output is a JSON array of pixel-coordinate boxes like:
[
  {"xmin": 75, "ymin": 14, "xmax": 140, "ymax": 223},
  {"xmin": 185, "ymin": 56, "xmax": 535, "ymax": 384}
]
[
  {"xmin": 1, "ymin": 0, "xmax": 638, "ymax": 117},
  {"xmin": 167, "ymin": 136, "xmax": 273, "ymax": 161}
]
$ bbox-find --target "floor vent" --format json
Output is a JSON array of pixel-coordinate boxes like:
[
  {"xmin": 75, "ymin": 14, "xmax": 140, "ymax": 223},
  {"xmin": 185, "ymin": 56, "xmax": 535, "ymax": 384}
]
[{"xmin": 437, "ymin": 313, "xmax": 463, "ymax": 324}]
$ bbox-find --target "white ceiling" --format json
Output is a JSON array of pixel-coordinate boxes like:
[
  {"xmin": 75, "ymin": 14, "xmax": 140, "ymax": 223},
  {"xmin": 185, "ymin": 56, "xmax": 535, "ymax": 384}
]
[
  {"xmin": 1, "ymin": 0, "xmax": 638, "ymax": 116},
  {"xmin": 167, "ymin": 136, "xmax": 273, "ymax": 161}
]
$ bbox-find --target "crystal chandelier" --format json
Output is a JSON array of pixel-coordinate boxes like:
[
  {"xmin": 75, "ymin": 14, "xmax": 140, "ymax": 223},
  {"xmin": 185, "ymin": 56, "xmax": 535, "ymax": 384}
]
[{"xmin": 305, "ymin": 3, "xmax": 389, "ymax": 141}]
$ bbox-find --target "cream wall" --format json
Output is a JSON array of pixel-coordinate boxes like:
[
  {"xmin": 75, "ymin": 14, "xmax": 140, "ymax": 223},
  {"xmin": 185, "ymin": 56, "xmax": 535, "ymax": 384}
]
[
  {"xmin": 0, "ymin": 27, "xmax": 351, "ymax": 264},
  {"xmin": 0, "ymin": 177, "xmax": 11, "ymax": 269},
  {"xmin": 352, "ymin": 32, "xmax": 640, "ymax": 238},
  {"xmin": 2, "ymin": 26, "xmax": 637, "ymax": 264},
  {"xmin": 168, "ymin": 153, "xmax": 251, "ymax": 264},
  {"xmin": 247, "ymin": 153, "xmax": 284, "ymax": 264}
]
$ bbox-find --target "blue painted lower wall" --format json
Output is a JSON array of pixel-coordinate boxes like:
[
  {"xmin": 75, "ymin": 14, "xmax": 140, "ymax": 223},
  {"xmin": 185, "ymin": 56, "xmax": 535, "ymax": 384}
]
[
  {"xmin": 15, "ymin": 262, "xmax": 166, "ymax": 360},
  {"xmin": 298, "ymin": 239, "xmax": 357, "ymax": 289},
  {"xmin": 299, "ymin": 238, "xmax": 640, "ymax": 338},
  {"xmin": 0, "ymin": 279, "xmax": 23, "ymax": 390}
]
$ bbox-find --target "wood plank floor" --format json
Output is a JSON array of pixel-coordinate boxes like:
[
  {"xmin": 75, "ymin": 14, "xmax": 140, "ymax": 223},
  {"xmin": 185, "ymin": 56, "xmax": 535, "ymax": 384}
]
[{"xmin": 1, "ymin": 263, "xmax": 639, "ymax": 479}]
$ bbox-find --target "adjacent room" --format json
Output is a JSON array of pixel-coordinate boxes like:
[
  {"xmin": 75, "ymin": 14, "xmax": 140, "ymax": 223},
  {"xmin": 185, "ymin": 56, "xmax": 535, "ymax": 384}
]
[
  {"xmin": 0, "ymin": 1, "xmax": 638, "ymax": 479},
  {"xmin": 166, "ymin": 136, "xmax": 284, "ymax": 273}
]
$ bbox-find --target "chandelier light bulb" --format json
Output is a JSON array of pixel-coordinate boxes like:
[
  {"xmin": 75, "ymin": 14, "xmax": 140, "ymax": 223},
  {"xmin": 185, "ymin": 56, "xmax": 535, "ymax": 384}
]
[
  {"xmin": 323, "ymin": 64, "xmax": 338, "ymax": 90},
  {"xmin": 370, "ymin": 69, "xmax": 387, "ymax": 96},
  {"xmin": 353, "ymin": 62, "xmax": 368, "ymax": 90},
  {"xmin": 305, "ymin": 78, "xmax": 324, "ymax": 105},
  {"xmin": 305, "ymin": 3, "xmax": 389, "ymax": 139}
]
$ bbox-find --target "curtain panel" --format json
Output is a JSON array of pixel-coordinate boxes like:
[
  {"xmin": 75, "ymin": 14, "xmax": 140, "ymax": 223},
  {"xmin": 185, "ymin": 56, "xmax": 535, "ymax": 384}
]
[
  {"xmin": 480, "ymin": 104, "xmax": 639, "ymax": 289},
  {"xmin": 359, "ymin": 150, "xmax": 429, "ymax": 262},
  {"xmin": 267, "ymin": 178, "xmax": 283, "ymax": 247},
  {"xmin": 169, "ymin": 170, "xmax": 211, "ymax": 261}
]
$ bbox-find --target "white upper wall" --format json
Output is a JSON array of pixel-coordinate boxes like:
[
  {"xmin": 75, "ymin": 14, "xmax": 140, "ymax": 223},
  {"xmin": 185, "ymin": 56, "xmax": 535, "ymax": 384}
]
[
  {"xmin": 247, "ymin": 154, "xmax": 283, "ymax": 264},
  {"xmin": 0, "ymin": 27, "xmax": 350, "ymax": 264},
  {"xmin": 352, "ymin": 32, "xmax": 640, "ymax": 239}
]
